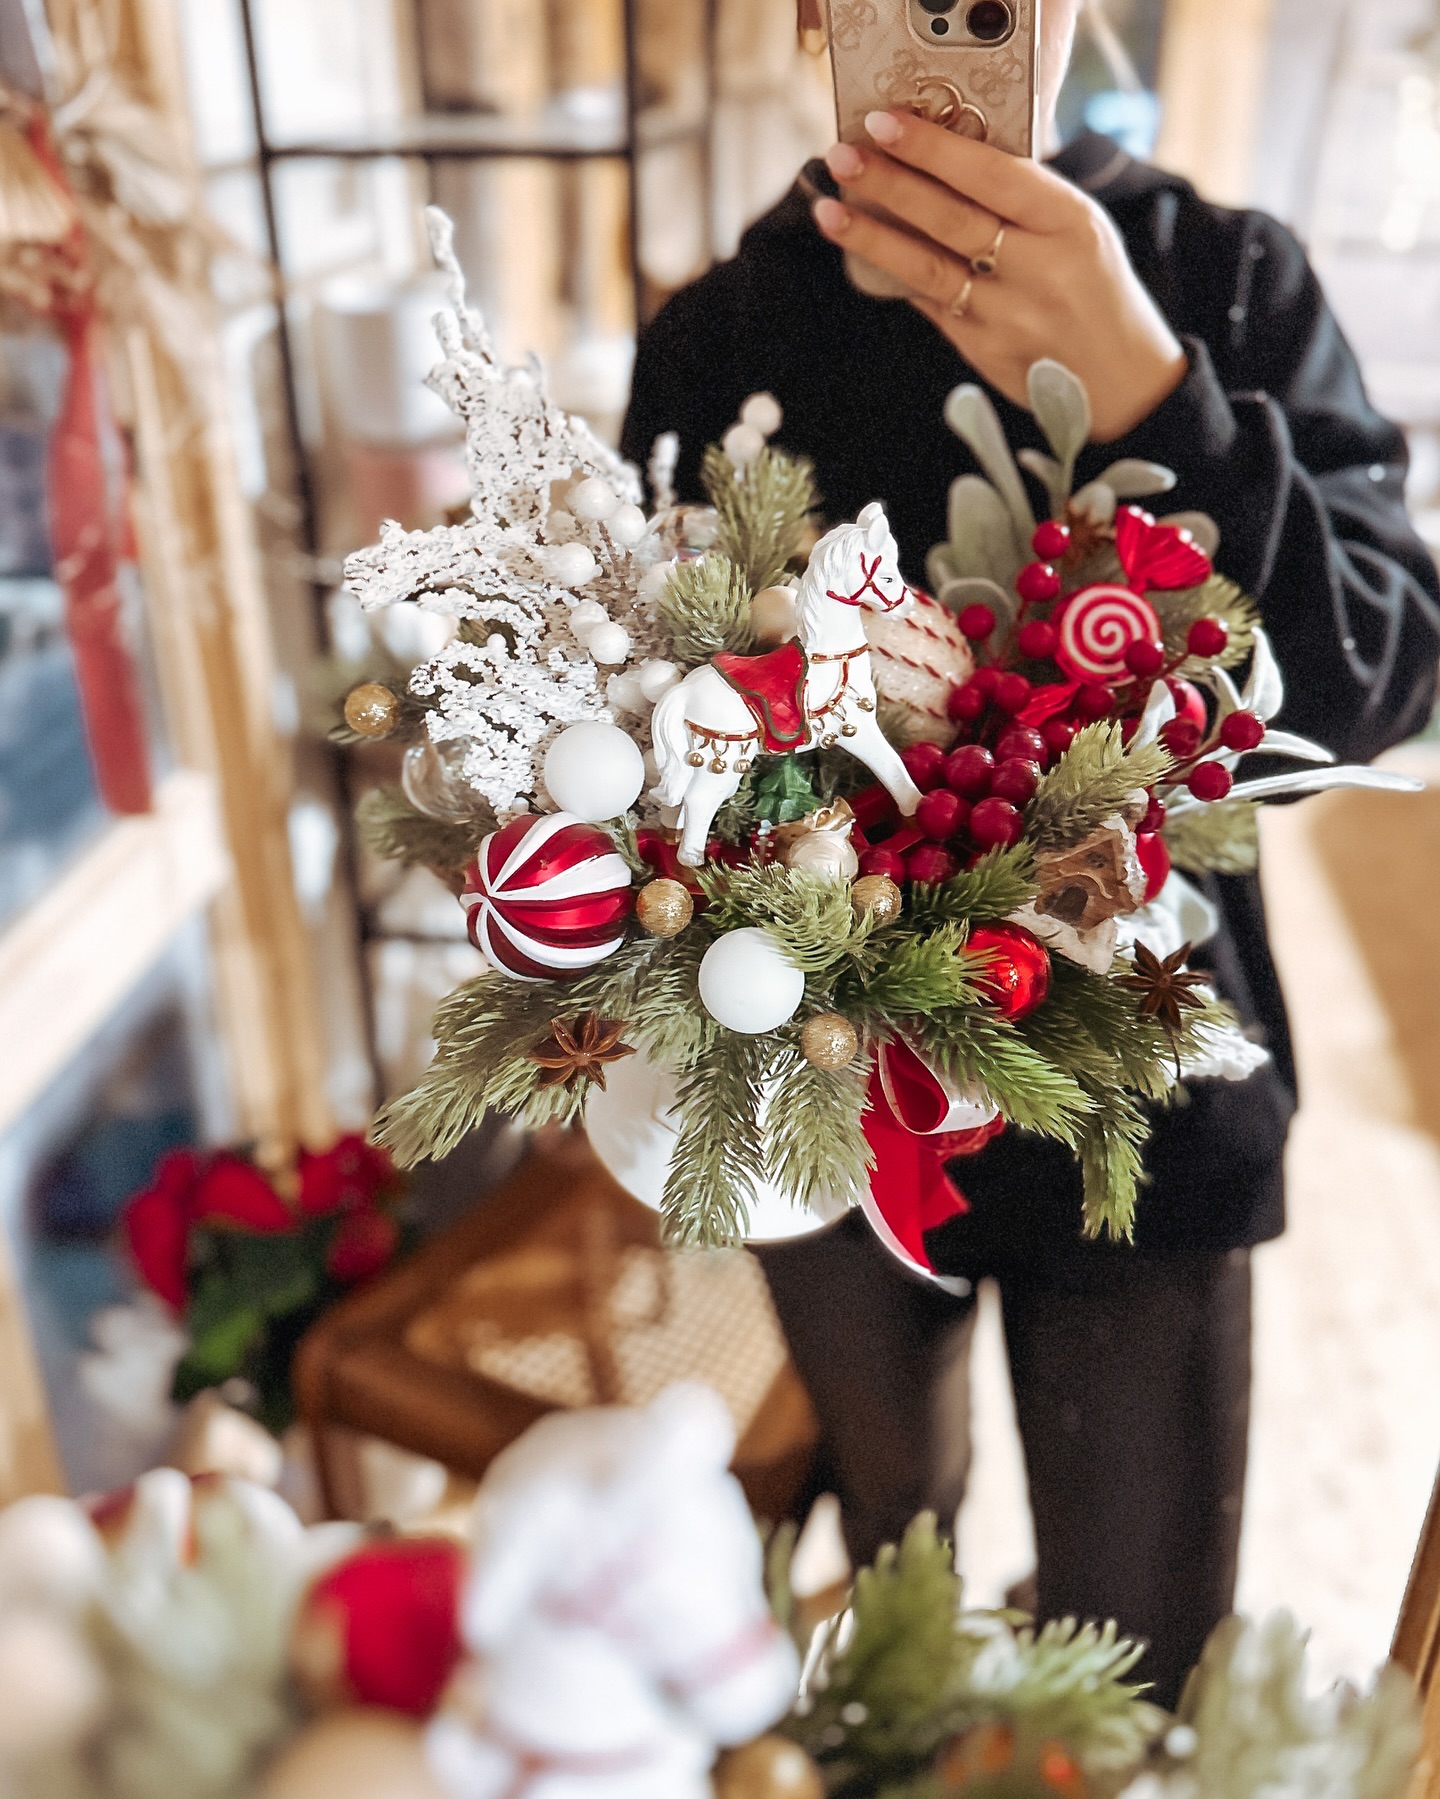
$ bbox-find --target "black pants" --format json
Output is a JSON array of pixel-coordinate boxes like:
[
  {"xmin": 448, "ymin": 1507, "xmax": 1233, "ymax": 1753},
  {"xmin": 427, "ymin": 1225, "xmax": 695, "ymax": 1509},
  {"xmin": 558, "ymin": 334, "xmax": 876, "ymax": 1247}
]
[{"xmin": 756, "ymin": 1214, "xmax": 1252, "ymax": 1709}]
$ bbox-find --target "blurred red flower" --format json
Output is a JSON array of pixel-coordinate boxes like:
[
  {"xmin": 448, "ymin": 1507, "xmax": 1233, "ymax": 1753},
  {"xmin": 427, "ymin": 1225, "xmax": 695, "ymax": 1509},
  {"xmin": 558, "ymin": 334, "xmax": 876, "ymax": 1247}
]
[
  {"xmin": 122, "ymin": 1149, "xmax": 202, "ymax": 1309},
  {"xmin": 298, "ymin": 1134, "xmax": 395, "ymax": 1218},
  {"xmin": 191, "ymin": 1156, "xmax": 293, "ymax": 1233},
  {"xmin": 325, "ymin": 1207, "xmax": 400, "ymax": 1284}
]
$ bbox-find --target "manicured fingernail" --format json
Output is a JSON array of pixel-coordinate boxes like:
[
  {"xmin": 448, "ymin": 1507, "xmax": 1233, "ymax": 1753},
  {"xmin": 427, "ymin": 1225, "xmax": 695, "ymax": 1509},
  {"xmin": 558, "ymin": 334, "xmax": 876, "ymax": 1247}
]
[
  {"xmin": 813, "ymin": 196, "xmax": 851, "ymax": 234},
  {"xmin": 825, "ymin": 141, "xmax": 865, "ymax": 180},
  {"xmin": 865, "ymin": 109, "xmax": 904, "ymax": 144}
]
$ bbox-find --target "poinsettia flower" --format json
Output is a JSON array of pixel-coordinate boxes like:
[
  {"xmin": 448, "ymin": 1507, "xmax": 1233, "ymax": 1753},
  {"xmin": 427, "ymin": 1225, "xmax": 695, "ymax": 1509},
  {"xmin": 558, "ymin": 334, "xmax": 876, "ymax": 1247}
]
[
  {"xmin": 122, "ymin": 1151, "xmax": 202, "ymax": 1310},
  {"xmin": 325, "ymin": 1207, "xmax": 400, "ymax": 1284},
  {"xmin": 190, "ymin": 1156, "xmax": 293, "ymax": 1233},
  {"xmin": 298, "ymin": 1135, "xmax": 396, "ymax": 1218}
]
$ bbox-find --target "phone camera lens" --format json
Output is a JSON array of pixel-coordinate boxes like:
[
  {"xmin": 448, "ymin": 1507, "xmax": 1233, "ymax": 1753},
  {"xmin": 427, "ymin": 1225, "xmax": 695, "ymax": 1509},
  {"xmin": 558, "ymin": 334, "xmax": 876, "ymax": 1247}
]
[
  {"xmin": 965, "ymin": 0, "xmax": 1013, "ymax": 39},
  {"xmin": 930, "ymin": 15, "xmax": 950, "ymax": 28},
  {"xmin": 917, "ymin": 0, "xmax": 957, "ymax": 14}
]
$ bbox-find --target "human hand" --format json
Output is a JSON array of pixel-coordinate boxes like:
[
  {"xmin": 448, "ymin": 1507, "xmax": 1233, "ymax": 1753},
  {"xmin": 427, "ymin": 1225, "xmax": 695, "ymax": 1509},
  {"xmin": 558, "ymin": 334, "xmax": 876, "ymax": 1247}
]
[{"xmin": 813, "ymin": 110, "xmax": 1187, "ymax": 442}]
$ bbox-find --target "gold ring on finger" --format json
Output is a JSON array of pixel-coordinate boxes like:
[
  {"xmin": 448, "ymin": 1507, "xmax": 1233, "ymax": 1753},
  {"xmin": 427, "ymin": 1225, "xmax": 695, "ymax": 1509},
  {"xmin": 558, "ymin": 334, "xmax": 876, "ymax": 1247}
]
[
  {"xmin": 949, "ymin": 273, "xmax": 976, "ymax": 320},
  {"xmin": 971, "ymin": 224, "xmax": 1006, "ymax": 277}
]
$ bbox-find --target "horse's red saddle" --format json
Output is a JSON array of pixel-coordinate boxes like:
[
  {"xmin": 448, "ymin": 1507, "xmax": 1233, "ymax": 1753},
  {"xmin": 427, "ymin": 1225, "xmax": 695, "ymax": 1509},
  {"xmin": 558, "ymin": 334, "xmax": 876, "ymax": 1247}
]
[{"xmin": 711, "ymin": 640, "xmax": 809, "ymax": 753}]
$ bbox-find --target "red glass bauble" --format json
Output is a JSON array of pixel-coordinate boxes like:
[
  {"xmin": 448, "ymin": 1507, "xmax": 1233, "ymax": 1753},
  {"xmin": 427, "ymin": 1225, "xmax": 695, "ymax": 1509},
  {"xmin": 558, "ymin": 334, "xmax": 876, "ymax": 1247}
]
[
  {"xmin": 947, "ymin": 680, "xmax": 988, "ymax": 724},
  {"xmin": 1135, "ymin": 831, "xmax": 1171, "ymax": 902},
  {"xmin": 461, "ymin": 813, "xmax": 633, "ymax": 980},
  {"xmin": 994, "ymin": 672, "xmax": 1033, "ymax": 715},
  {"xmin": 859, "ymin": 846, "xmax": 908, "ymax": 883},
  {"xmin": 995, "ymin": 724, "xmax": 1047, "ymax": 764},
  {"xmin": 990, "ymin": 759, "xmax": 1041, "ymax": 805},
  {"xmin": 967, "ymin": 923, "xmax": 1051, "ymax": 1020}
]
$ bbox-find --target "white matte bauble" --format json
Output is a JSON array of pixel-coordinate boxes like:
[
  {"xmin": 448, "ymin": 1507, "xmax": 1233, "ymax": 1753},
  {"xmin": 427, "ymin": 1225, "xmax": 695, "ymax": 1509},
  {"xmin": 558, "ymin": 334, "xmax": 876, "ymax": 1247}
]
[
  {"xmin": 698, "ymin": 929, "xmax": 805, "ymax": 1034},
  {"xmin": 638, "ymin": 658, "xmax": 679, "ymax": 701},
  {"xmin": 544, "ymin": 721, "xmax": 645, "ymax": 821},
  {"xmin": 568, "ymin": 598, "xmax": 608, "ymax": 642},
  {"xmin": 588, "ymin": 621, "xmax": 631, "ymax": 665},
  {"xmin": 608, "ymin": 502, "xmax": 648, "ymax": 546},
  {"xmin": 722, "ymin": 422, "xmax": 766, "ymax": 470},
  {"xmin": 568, "ymin": 475, "xmax": 620, "ymax": 522},
  {"xmin": 740, "ymin": 391, "xmax": 783, "ymax": 437},
  {"xmin": 606, "ymin": 671, "xmax": 645, "ymax": 714},
  {"xmin": 638, "ymin": 561, "xmax": 674, "ymax": 602},
  {"xmin": 542, "ymin": 541, "xmax": 599, "ymax": 586}
]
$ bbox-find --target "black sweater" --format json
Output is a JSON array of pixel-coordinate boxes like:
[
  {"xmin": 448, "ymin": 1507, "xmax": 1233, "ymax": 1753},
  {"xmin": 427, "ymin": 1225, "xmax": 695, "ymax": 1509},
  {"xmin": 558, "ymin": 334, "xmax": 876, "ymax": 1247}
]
[{"xmin": 621, "ymin": 129, "xmax": 1440, "ymax": 1267}]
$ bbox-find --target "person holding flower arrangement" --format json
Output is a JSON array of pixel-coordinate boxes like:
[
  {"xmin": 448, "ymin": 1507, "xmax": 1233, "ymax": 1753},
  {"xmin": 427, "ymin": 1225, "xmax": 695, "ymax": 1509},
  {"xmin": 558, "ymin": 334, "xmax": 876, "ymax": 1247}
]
[{"xmin": 621, "ymin": 0, "xmax": 1440, "ymax": 1705}]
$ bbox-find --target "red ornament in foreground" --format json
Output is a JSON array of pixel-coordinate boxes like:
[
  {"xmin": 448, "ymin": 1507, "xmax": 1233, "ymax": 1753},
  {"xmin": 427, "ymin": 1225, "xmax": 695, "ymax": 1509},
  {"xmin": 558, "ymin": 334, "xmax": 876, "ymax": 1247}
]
[
  {"xmin": 462, "ymin": 811, "xmax": 633, "ymax": 980},
  {"xmin": 967, "ymin": 922, "xmax": 1051, "ymax": 1020},
  {"xmin": 292, "ymin": 1538, "xmax": 467, "ymax": 1716}
]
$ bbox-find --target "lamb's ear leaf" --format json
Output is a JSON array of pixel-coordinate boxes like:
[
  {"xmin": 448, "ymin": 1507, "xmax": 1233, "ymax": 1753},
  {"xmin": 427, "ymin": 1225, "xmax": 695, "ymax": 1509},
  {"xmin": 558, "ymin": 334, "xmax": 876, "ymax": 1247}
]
[
  {"xmin": 943, "ymin": 384, "xmax": 1036, "ymax": 542},
  {"xmin": 946, "ymin": 474, "xmax": 1026, "ymax": 588},
  {"xmin": 1017, "ymin": 448, "xmax": 1066, "ymax": 516},
  {"xmin": 1027, "ymin": 359, "xmax": 1091, "ymax": 493},
  {"xmin": 1096, "ymin": 457, "xmax": 1178, "ymax": 499}
]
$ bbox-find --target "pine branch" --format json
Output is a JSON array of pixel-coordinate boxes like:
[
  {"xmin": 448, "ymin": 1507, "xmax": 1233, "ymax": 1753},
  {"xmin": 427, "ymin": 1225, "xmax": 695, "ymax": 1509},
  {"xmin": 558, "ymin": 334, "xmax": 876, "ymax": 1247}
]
[
  {"xmin": 763, "ymin": 1046, "xmax": 872, "ymax": 1215},
  {"xmin": 701, "ymin": 864, "xmax": 880, "ymax": 973},
  {"xmin": 912, "ymin": 1010, "xmax": 1092, "ymax": 1141},
  {"xmin": 702, "ymin": 442, "xmax": 817, "ymax": 592},
  {"xmin": 662, "ymin": 1033, "xmax": 774, "ymax": 1246},
  {"xmin": 1077, "ymin": 1089, "xmax": 1149, "ymax": 1240},
  {"xmin": 832, "ymin": 927, "xmax": 984, "ymax": 1022},
  {"xmin": 656, "ymin": 553, "xmax": 754, "ymax": 661},
  {"xmin": 356, "ymin": 783, "xmax": 492, "ymax": 871},
  {"xmin": 1153, "ymin": 572, "xmax": 1259, "ymax": 674},
  {"xmin": 904, "ymin": 845, "xmax": 1038, "ymax": 927},
  {"xmin": 1164, "ymin": 800, "xmax": 1260, "ymax": 876},
  {"xmin": 789, "ymin": 1514, "xmax": 974, "ymax": 1782},
  {"xmin": 1025, "ymin": 721, "xmax": 1170, "ymax": 851}
]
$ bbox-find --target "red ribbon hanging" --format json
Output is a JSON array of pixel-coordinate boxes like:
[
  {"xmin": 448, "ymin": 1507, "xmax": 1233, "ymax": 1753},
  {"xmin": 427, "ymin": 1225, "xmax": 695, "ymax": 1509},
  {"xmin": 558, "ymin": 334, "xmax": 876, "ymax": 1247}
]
[
  {"xmin": 24, "ymin": 111, "xmax": 152, "ymax": 815},
  {"xmin": 861, "ymin": 1039, "xmax": 1004, "ymax": 1276}
]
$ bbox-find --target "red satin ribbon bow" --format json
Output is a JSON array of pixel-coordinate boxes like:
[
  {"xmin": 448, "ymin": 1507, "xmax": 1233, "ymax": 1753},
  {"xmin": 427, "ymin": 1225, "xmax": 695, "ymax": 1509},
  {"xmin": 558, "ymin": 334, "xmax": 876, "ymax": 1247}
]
[{"xmin": 861, "ymin": 1038, "xmax": 1004, "ymax": 1276}]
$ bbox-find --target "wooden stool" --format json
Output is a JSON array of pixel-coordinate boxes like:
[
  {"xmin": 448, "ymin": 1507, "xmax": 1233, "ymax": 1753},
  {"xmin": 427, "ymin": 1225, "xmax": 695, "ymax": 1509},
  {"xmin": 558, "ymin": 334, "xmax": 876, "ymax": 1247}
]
[{"xmin": 293, "ymin": 1141, "xmax": 819, "ymax": 1522}]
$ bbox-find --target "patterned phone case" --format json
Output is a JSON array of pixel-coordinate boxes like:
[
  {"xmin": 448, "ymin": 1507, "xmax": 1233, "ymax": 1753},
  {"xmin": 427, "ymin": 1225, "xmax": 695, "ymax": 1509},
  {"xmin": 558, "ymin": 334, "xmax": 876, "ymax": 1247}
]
[{"xmin": 823, "ymin": 0, "xmax": 1039, "ymax": 296}]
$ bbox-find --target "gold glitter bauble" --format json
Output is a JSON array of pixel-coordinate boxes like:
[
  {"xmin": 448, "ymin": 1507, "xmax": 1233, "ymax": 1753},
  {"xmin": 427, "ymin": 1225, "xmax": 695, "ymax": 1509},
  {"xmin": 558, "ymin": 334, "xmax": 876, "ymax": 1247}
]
[
  {"xmin": 800, "ymin": 1012, "xmax": 859, "ymax": 1070},
  {"xmin": 635, "ymin": 877, "xmax": 694, "ymax": 938},
  {"xmin": 750, "ymin": 585, "xmax": 799, "ymax": 644},
  {"xmin": 851, "ymin": 873, "xmax": 903, "ymax": 926},
  {"xmin": 713, "ymin": 1735, "xmax": 826, "ymax": 1799},
  {"xmin": 343, "ymin": 682, "xmax": 401, "ymax": 739}
]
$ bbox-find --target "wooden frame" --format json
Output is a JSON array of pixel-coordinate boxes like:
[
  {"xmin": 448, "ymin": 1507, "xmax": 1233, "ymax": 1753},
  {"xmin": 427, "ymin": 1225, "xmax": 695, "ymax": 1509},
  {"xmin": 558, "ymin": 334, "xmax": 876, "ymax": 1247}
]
[
  {"xmin": 1153, "ymin": 0, "xmax": 1276, "ymax": 206},
  {"xmin": 1395, "ymin": 1472, "xmax": 1440, "ymax": 1799}
]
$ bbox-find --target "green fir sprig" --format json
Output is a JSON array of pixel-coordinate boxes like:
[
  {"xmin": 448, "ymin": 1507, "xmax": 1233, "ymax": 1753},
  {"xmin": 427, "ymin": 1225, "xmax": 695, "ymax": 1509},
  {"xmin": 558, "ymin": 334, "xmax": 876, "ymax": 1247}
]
[
  {"xmin": 1154, "ymin": 572, "xmax": 1259, "ymax": 674},
  {"xmin": 702, "ymin": 441, "xmax": 817, "ymax": 592},
  {"xmin": 1025, "ymin": 721, "xmax": 1170, "ymax": 851},
  {"xmin": 656, "ymin": 553, "xmax": 754, "ymax": 662},
  {"xmin": 355, "ymin": 783, "xmax": 492, "ymax": 873}
]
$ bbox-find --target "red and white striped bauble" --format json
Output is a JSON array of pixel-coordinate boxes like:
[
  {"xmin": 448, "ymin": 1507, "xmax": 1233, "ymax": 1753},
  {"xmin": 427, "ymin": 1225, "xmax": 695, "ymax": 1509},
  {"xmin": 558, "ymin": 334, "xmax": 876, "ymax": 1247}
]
[
  {"xmin": 1054, "ymin": 583, "xmax": 1162, "ymax": 683},
  {"xmin": 461, "ymin": 812, "xmax": 633, "ymax": 981}
]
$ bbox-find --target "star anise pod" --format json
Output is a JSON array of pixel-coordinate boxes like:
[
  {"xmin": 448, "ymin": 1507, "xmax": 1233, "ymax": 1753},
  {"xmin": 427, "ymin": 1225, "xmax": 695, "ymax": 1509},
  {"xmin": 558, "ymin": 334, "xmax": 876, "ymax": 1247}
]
[
  {"xmin": 528, "ymin": 1014, "xmax": 637, "ymax": 1090},
  {"xmin": 1117, "ymin": 941, "xmax": 1208, "ymax": 1075}
]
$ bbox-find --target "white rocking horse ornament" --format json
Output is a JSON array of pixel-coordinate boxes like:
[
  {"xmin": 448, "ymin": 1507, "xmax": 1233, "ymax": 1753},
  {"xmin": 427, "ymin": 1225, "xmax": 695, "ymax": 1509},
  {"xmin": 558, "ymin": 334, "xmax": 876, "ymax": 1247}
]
[{"xmin": 650, "ymin": 502, "xmax": 925, "ymax": 866}]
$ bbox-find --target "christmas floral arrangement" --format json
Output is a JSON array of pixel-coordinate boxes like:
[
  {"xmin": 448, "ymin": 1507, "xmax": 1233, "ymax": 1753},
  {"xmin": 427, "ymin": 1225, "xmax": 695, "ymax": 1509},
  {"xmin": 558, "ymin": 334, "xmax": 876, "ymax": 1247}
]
[
  {"xmin": 121, "ymin": 1135, "xmax": 408, "ymax": 1430},
  {"xmin": 0, "ymin": 1387, "xmax": 1418, "ymax": 1799},
  {"xmin": 340, "ymin": 209, "xmax": 1413, "ymax": 1262}
]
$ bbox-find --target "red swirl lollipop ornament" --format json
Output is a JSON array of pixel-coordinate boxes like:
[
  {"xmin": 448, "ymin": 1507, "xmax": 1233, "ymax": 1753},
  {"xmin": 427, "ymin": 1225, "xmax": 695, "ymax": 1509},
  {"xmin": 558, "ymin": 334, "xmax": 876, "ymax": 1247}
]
[{"xmin": 1053, "ymin": 584, "xmax": 1163, "ymax": 685}]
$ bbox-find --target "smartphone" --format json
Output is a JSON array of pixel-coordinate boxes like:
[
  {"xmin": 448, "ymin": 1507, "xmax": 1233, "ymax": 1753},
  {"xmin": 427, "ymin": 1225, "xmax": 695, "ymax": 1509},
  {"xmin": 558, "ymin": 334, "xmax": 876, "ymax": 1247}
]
[{"xmin": 823, "ymin": 0, "xmax": 1040, "ymax": 296}]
